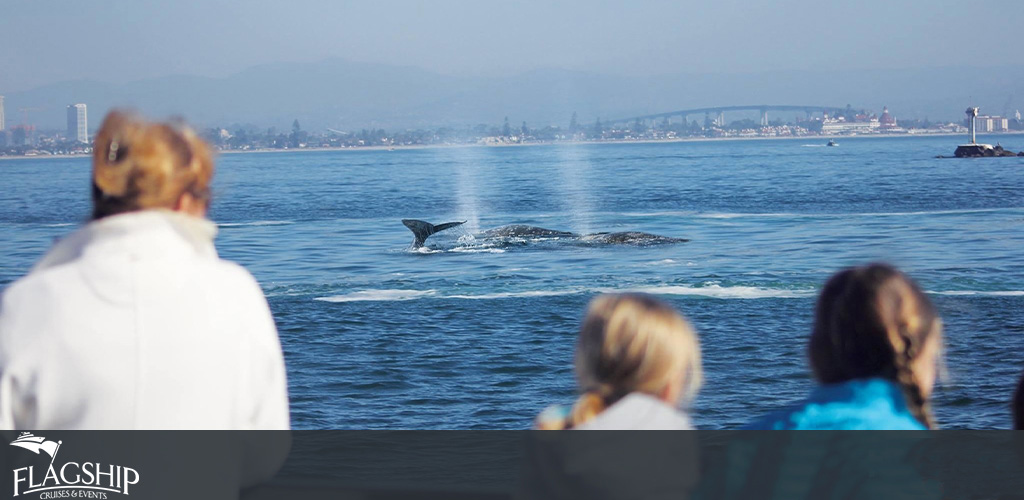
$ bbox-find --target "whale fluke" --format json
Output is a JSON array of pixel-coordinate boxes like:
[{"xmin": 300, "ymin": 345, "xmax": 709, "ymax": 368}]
[{"xmin": 402, "ymin": 219, "xmax": 466, "ymax": 248}]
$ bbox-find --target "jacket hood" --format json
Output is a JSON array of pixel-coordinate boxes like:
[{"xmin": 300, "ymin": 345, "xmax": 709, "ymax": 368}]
[
  {"xmin": 32, "ymin": 210, "xmax": 218, "ymax": 274},
  {"xmin": 521, "ymin": 394, "xmax": 699, "ymax": 499},
  {"xmin": 578, "ymin": 393, "xmax": 694, "ymax": 430},
  {"xmin": 27, "ymin": 210, "xmax": 219, "ymax": 306}
]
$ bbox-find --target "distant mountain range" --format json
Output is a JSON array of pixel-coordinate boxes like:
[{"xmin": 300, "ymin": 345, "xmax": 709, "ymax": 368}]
[{"xmin": 4, "ymin": 59, "xmax": 1022, "ymax": 131}]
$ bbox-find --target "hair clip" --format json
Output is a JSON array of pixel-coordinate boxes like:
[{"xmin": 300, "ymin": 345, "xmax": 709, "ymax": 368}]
[{"xmin": 108, "ymin": 136, "xmax": 120, "ymax": 163}]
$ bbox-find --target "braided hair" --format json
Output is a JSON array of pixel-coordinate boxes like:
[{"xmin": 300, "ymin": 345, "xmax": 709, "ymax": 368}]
[{"xmin": 808, "ymin": 263, "xmax": 941, "ymax": 429}]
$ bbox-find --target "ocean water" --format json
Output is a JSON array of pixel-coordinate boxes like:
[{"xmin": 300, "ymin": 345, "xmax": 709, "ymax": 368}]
[{"xmin": 2, "ymin": 135, "xmax": 1023, "ymax": 429}]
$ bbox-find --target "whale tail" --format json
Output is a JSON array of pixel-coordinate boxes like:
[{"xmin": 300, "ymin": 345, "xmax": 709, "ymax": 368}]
[{"xmin": 402, "ymin": 219, "xmax": 466, "ymax": 248}]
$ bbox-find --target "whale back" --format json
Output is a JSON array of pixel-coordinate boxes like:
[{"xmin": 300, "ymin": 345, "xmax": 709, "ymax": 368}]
[
  {"xmin": 582, "ymin": 232, "xmax": 689, "ymax": 245},
  {"xmin": 480, "ymin": 225, "xmax": 577, "ymax": 239}
]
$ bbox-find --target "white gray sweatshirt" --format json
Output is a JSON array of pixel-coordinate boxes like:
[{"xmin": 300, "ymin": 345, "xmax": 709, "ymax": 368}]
[{"xmin": 0, "ymin": 210, "xmax": 290, "ymax": 430}]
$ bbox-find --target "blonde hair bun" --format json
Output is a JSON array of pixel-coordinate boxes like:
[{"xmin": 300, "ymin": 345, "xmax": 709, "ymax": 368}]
[{"xmin": 91, "ymin": 110, "xmax": 214, "ymax": 219}]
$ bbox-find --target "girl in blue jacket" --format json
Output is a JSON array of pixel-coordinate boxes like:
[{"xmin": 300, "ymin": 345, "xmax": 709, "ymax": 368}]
[{"xmin": 749, "ymin": 263, "xmax": 943, "ymax": 430}]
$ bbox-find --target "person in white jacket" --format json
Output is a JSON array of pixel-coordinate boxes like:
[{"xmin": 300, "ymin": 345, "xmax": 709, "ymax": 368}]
[{"xmin": 0, "ymin": 110, "xmax": 290, "ymax": 430}]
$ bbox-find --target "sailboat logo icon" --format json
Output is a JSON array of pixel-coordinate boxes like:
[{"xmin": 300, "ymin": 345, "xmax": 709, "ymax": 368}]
[
  {"xmin": 10, "ymin": 432, "xmax": 62, "ymax": 465},
  {"xmin": 9, "ymin": 432, "xmax": 141, "ymax": 496}
]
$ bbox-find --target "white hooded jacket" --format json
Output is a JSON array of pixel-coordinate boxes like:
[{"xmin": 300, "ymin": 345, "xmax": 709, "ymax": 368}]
[
  {"xmin": 576, "ymin": 393, "xmax": 694, "ymax": 430},
  {"xmin": 521, "ymin": 394, "xmax": 700, "ymax": 499},
  {"xmin": 0, "ymin": 210, "xmax": 290, "ymax": 429}
]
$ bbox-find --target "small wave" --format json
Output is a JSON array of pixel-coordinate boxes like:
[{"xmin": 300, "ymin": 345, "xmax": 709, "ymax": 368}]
[
  {"xmin": 41, "ymin": 223, "xmax": 76, "ymax": 228},
  {"xmin": 217, "ymin": 220, "xmax": 294, "ymax": 227},
  {"xmin": 622, "ymin": 208, "xmax": 1021, "ymax": 220},
  {"xmin": 696, "ymin": 212, "xmax": 802, "ymax": 219},
  {"xmin": 611, "ymin": 284, "xmax": 816, "ymax": 299},
  {"xmin": 408, "ymin": 246, "xmax": 506, "ymax": 254},
  {"xmin": 314, "ymin": 284, "xmax": 814, "ymax": 303},
  {"xmin": 315, "ymin": 289, "xmax": 437, "ymax": 302},
  {"xmin": 848, "ymin": 208, "xmax": 1011, "ymax": 217},
  {"xmin": 622, "ymin": 210, "xmax": 804, "ymax": 219},
  {"xmin": 445, "ymin": 290, "xmax": 582, "ymax": 300},
  {"xmin": 316, "ymin": 289, "xmax": 580, "ymax": 303},
  {"xmin": 928, "ymin": 290, "xmax": 1024, "ymax": 297},
  {"xmin": 449, "ymin": 247, "xmax": 506, "ymax": 254}
]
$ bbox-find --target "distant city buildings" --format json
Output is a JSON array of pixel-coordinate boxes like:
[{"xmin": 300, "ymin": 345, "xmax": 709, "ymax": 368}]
[
  {"xmin": 975, "ymin": 114, "xmax": 1009, "ymax": 132},
  {"xmin": 66, "ymin": 103, "xmax": 88, "ymax": 143},
  {"xmin": 0, "ymin": 102, "xmax": 1016, "ymax": 157},
  {"xmin": 821, "ymin": 114, "xmax": 880, "ymax": 134},
  {"xmin": 878, "ymin": 107, "xmax": 899, "ymax": 130},
  {"xmin": 0, "ymin": 95, "xmax": 5, "ymax": 131}
]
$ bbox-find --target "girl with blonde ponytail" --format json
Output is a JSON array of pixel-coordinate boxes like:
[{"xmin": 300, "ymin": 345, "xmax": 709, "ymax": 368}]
[
  {"xmin": 535, "ymin": 293, "xmax": 703, "ymax": 430},
  {"xmin": 748, "ymin": 263, "xmax": 943, "ymax": 430}
]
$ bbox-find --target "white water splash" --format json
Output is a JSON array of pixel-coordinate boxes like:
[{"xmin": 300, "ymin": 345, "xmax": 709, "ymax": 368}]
[
  {"xmin": 218, "ymin": 220, "xmax": 294, "ymax": 227},
  {"xmin": 315, "ymin": 289, "xmax": 438, "ymax": 302},
  {"xmin": 608, "ymin": 284, "xmax": 817, "ymax": 299},
  {"xmin": 314, "ymin": 284, "xmax": 816, "ymax": 303},
  {"xmin": 928, "ymin": 290, "xmax": 1024, "ymax": 297}
]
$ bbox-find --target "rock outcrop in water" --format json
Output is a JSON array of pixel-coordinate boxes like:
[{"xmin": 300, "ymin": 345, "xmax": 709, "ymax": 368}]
[
  {"xmin": 942, "ymin": 144, "xmax": 1023, "ymax": 158},
  {"xmin": 944, "ymin": 107, "xmax": 1023, "ymax": 158}
]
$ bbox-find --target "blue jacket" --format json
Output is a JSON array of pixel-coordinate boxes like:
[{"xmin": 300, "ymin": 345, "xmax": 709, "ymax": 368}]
[{"xmin": 746, "ymin": 378, "xmax": 927, "ymax": 430}]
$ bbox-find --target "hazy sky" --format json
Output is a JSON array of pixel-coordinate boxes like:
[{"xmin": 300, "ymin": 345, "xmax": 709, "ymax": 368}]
[{"xmin": 2, "ymin": 0, "xmax": 1022, "ymax": 92}]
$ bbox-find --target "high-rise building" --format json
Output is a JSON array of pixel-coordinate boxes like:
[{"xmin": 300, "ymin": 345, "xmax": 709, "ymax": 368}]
[
  {"xmin": 976, "ymin": 115, "xmax": 1010, "ymax": 133},
  {"xmin": 0, "ymin": 95, "xmax": 5, "ymax": 131},
  {"xmin": 67, "ymin": 103, "xmax": 88, "ymax": 143}
]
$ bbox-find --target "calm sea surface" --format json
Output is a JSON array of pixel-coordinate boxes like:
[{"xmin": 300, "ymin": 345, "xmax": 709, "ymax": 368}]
[{"xmin": 2, "ymin": 135, "xmax": 1023, "ymax": 429}]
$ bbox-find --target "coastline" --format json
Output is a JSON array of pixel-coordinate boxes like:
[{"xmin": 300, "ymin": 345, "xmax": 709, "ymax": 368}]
[{"xmin": 3, "ymin": 130, "xmax": 1023, "ymax": 161}]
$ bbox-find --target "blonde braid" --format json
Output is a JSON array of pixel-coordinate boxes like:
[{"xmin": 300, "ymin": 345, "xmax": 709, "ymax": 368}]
[
  {"xmin": 568, "ymin": 391, "xmax": 609, "ymax": 429},
  {"xmin": 892, "ymin": 333, "xmax": 937, "ymax": 429}
]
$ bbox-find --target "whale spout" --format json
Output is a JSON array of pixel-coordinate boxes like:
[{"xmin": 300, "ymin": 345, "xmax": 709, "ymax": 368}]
[{"xmin": 402, "ymin": 219, "xmax": 466, "ymax": 248}]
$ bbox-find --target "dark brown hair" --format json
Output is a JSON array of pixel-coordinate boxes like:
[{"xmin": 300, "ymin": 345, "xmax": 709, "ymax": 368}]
[
  {"xmin": 91, "ymin": 110, "xmax": 213, "ymax": 220},
  {"xmin": 809, "ymin": 263, "xmax": 941, "ymax": 428}
]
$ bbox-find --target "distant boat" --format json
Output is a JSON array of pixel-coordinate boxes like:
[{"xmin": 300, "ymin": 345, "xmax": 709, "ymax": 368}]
[{"xmin": 826, "ymin": 139, "xmax": 838, "ymax": 147}]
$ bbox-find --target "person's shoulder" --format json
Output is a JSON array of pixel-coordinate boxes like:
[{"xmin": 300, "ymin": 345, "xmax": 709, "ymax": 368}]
[
  {"xmin": 745, "ymin": 399, "xmax": 926, "ymax": 430},
  {"xmin": 583, "ymin": 393, "xmax": 694, "ymax": 430},
  {"xmin": 195, "ymin": 258, "xmax": 264, "ymax": 294},
  {"xmin": 1, "ymin": 262, "xmax": 80, "ymax": 309}
]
